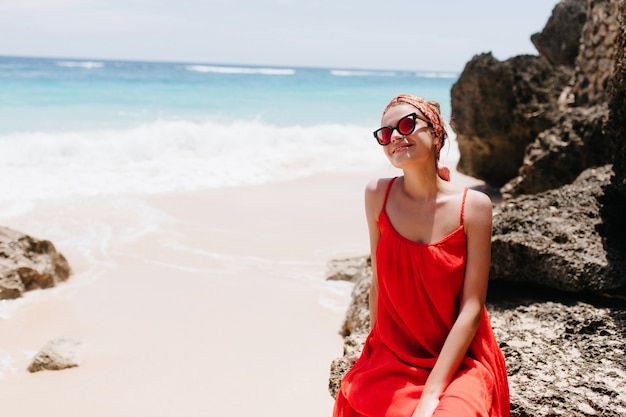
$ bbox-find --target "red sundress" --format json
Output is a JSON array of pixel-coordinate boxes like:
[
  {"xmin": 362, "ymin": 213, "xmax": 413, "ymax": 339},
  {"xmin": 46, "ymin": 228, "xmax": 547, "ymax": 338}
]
[{"xmin": 334, "ymin": 177, "xmax": 509, "ymax": 417}]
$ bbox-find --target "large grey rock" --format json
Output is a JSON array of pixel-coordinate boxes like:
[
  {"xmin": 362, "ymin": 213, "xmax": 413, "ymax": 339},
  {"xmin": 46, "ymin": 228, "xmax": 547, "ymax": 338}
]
[
  {"xmin": 492, "ymin": 165, "xmax": 626, "ymax": 293},
  {"xmin": 490, "ymin": 295, "xmax": 626, "ymax": 417},
  {"xmin": 0, "ymin": 226, "xmax": 72, "ymax": 300},
  {"xmin": 501, "ymin": 104, "xmax": 613, "ymax": 197},
  {"xmin": 450, "ymin": 53, "xmax": 570, "ymax": 186}
]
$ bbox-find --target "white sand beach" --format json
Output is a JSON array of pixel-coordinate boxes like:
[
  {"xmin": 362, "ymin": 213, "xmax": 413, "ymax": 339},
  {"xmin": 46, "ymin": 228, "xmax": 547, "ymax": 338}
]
[{"xmin": 0, "ymin": 169, "xmax": 374, "ymax": 416}]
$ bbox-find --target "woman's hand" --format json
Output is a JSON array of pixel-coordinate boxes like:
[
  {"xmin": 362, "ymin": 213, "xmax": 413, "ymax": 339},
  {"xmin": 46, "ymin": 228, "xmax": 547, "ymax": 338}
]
[
  {"xmin": 411, "ymin": 394, "xmax": 439, "ymax": 417},
  {"xmin": 347, "ymin": 351, "xmax": 361, "ymax": 364}
]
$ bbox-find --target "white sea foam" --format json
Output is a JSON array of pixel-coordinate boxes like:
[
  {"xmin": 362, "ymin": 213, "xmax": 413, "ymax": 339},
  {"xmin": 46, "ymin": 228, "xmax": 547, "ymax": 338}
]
[
  {"xmin": 0, "ymin": 119, "xmax": 386, "ymax": 203},
  {"xmin": 0, "ymin": 350, "xmax": 18, "ymax": 380},
  {"xmin": 330, "ymin": 69, "xmax": 397, "ymax": 77},
  {"xmin": 185, "ymin": 65, "xmax": 295, "ymax": 75},
  {"xmin": 56, "ymin": 60, "xmax": 105, "ymax": 69},
  {"xmin": 415, "ymin": 71, "xmax": 459, "ymax": 79}
]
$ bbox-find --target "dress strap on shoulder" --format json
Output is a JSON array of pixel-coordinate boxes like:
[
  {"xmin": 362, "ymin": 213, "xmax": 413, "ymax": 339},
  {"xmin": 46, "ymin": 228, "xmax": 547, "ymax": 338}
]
[
  {"xmin": 460, "ymin": 187, "xmax": 468, "ymax": 226},
  {"xmin": 382, "ymin": 177, "xmax": 397, "ymax": 211}
]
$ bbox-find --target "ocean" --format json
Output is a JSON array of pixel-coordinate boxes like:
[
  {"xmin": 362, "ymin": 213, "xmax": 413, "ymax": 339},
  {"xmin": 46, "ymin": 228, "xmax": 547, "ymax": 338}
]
[{"xmin": 0, "ymin": 55, "xmax": 458, "ymax": 204}]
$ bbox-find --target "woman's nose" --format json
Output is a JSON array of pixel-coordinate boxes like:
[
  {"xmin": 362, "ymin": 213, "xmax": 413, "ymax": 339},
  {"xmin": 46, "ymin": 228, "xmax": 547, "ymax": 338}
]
[{"xmin": 390, "ymin": 129, "xmax": 405, "ymax": 143}]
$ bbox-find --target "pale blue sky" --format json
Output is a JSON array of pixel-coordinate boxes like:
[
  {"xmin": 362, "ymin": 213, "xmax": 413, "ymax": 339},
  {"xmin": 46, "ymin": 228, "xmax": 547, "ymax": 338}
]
[{"xmin": 0, "ymin": 0, "xmax": 560, "ymax": 72}]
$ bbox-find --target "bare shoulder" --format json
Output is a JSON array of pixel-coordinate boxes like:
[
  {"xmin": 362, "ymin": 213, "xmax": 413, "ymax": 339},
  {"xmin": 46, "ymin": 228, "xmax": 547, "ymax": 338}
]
[
  {"xmin": 465, "ymin": 188, "xmax": 493, "ymax": 211},
  {"xmin": 365, "ymin": 177, "xmax": 395, "ymax": 198},
  {"xmin": 464, "ymin": 188, "xmax": 493, "ymax": 228},
  {"xmin": 365, "ymin": 177, "xmax": 395, "ymax": 219}
]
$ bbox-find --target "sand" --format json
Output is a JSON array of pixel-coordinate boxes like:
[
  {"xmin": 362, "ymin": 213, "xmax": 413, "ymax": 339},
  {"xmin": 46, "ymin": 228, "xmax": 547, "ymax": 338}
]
[{"xmin": 0, "ymin": 159, "xmax": 482, "ymax": 416}]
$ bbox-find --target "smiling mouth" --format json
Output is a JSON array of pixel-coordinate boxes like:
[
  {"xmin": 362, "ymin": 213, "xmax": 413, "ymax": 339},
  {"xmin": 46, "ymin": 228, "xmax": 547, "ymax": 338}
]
[{"xmin": 393, "ymin": 145, "xmax": 411, "ymax": 154}]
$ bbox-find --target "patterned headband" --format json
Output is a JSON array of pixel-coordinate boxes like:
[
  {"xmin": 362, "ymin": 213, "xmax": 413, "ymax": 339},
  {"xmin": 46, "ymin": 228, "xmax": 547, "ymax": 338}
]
[{"xmin": 382, "ymin": 94, "xmax": 444, "ymax": 143}]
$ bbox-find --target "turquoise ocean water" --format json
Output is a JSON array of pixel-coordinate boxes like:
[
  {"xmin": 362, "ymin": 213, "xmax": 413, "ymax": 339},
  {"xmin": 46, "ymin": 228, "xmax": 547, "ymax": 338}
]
[{"xmin": 0, "ymin": 55, "xmax": 458, "ymax": 203}]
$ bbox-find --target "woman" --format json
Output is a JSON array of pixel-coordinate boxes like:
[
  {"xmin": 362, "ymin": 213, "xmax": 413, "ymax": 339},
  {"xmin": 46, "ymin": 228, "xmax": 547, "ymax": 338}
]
[{"xmin": 333, "ymin": 94, "xmax": 509, "ymax": 417}]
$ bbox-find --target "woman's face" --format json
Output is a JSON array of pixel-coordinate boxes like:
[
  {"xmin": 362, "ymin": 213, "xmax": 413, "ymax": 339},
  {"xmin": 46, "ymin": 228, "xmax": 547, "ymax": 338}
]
[{"xmin": 380, "ymin": 103, "xmax": 436, "ymax": 168}]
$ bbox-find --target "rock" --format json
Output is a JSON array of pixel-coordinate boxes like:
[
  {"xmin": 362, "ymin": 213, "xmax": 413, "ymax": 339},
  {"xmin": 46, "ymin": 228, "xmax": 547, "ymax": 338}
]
[
  {"xmin": 531, "ymin": 0, "xmax": 588, "ymax": 68},
  {"xmin": 605, "ymin": 0, "xmax": 626, "ymax": 230},
  {"xmin": 27, "ymin": 338, "xmax": 81, "ymax": 373},
  {"xmin": 450, "ymin": 53, "xmax": 571, "ymax": 186},
  {"xmin": 326, "ymin": 256, "xmax": 370, "ymax": 283},
  {"xmin": 328, "ymin": 332, "xmax": 367, "ymax": 399},
  {"xmin": 0, "ymin": 268, "xmax": 25, "ymax": 300},
  {"xmin": 492, "ymin": 165, "xmax": 626, "ymax": 293},
  {"xmin": 569, "ymin": 0, "xmax": 622, "ymax": 106},
  {"xmin": 0, "ymin": 226, "xmax": 72, "ymax": 300},
  {"xmin": 501, "ymin": 104, "xmax": 613, "ymax": 197},
  {"xmin": 488, "ymin": 283, "xmax": 626, "ymax": 417}
]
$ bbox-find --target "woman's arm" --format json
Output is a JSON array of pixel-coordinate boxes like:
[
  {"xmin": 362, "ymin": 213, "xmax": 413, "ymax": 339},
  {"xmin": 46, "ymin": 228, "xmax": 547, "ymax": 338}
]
[
  {"xmin": 348, "ymin": 179, "xmax": 385, "ymax": 365},
  {"xmin": 412, "ymin": 189, "xmax": 493, "ymax": 417},
  {"xmin": 364, "ymin": 179, "xmax": 385, "ymax": 328}
]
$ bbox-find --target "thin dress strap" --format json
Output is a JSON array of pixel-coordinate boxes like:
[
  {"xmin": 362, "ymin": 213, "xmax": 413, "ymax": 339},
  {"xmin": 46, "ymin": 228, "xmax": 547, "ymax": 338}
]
[
  {"xmin": 460, "ymin": 187, "xmax": 469, "ymax": 226},
  {"xmin": 381, "ymin": 177, "xmax": 397, "ymax": 213}
]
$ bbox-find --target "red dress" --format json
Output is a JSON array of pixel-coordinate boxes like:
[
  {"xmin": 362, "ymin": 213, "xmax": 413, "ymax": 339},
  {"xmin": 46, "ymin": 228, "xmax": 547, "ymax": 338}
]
[{"xmin": 334, "ymin": 178, "xmax": 509, "ymax": 417}]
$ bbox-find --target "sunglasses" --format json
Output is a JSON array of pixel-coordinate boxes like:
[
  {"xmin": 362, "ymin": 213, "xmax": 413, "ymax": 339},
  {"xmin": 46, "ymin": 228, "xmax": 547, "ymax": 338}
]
[{"xmin": 373, "ymin": 112, "xmax": 432, "ymax": 146}]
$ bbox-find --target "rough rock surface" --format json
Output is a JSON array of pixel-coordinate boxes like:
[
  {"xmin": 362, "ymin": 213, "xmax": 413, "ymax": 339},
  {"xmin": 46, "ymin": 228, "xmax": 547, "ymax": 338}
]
[
  {"xmin": 488, "ymin": 287, "xmax": 626, "ymax": 417},
  {"xmin": 569, "ymin": 0, "xmax": 622, "ymax": 106},
  {"xmin": 0, "ymin": 226, "xmax": 72, "ymax": 300},
  {"xmin": 605, "ymin": 0, "xmax": 626, "ymax": 224},
  {"xmin": 492, "ymin": 0, "xmax": 626, "ymax": 295},
  {"xmin": 531, "ymin": 0, "xmax": 588, "ymax": 68},
  {"xmin": 327, "ymin": 257, "xmax": 626, "ymax": 417},
  {"xmin": 492, "ymin": 165, "xmax": 626, "ymax": 293},
  {"xmin": 501, "ymin": 104, "xmax": 613, "ymax": 197},
  {"xmin": 27, "ymin": 338, "xmax": 81, "ymax": 373},
  {"xmin": 450, "ymin": 53, "xmax": 571, "ymax": 186}
]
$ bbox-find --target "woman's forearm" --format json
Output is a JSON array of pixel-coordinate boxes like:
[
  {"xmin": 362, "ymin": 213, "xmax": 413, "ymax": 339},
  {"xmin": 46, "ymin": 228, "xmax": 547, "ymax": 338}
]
[{"xmin": 421, "ymin": 303, "xmax": 483, "ymax": 397}]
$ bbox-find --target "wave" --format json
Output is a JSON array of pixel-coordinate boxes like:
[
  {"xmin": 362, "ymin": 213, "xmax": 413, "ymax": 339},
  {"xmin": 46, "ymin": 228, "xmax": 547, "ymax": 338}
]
[
  {"xmin": 330, "ymin": 69, "xmax": 458, "ymax": 79},
  {"xmin": 56, "ymin": 60, "xmax": 105, "ymax": 69},
  {"xmin": 415, "ymin": 71, "xmax": 459, "ymax": 79},
  {"xmin": 0, "ymin": 119, "xmax": 388, "ymax": 203},
  {"xmin": 330, "ymin": 69, "xmax": 397, "ymax": 77},
  {"xmin": 185, "ymin": 65, "xmax": 295, "ymax": 75}
]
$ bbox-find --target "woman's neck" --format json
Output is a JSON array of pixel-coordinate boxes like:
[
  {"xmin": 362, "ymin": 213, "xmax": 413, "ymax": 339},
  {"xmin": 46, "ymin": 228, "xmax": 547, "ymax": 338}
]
[{"xmin": 400, "ymin": 164, "xmax": 441, "ymax": 200}]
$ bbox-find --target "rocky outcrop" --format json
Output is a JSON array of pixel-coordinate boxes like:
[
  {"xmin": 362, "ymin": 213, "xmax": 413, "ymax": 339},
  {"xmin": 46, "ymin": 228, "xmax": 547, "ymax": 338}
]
[
  {"xmin": 492, "ymin": 165, "xmax": 626, "ymax": 293},
  {"xmin": 500, "ymin": 104, "xmax": 612, "ymax": 196},
  {"xmin": 0, "ymin": 226, "xmax": 71, "ymax": 300},
  {"xmin": 605, "ymin": 0, "xmax": 626, "ymax": 224},
  {"xmin": 531, "ymin": 0, "xmax": 587, "ymax": 68},
  {"xmin": 489, "ymin": 294, "xmax": 626, "ymax": 417},
  {"xmin": 327, "ymin": 257, "xmax": 626, "ymax": 416},
  {"xmin": 327, "ymin": 257, "xmax": 371, "ymax": 400},
  {"xmin": 453, "ymin": 0, "xmax": 622, "ymax": 194},
  {"xmin": 28, "ymin": 338, "xmax": 81, "ymax": 373},
  {"xmin": 503, "ymin": 0, "xmax": 622, "ymax": 196},
  {"xmin": 569, "ymin": 0, "xmax": 622, "ymax": 106},
  {"xmin": 449, "ymin": 1, "xmax": 590, "ymax": 188},
  {"xmin": 462, "ymin": 0, "xmax": 626, "ymax": 294},
  {"xmin": 450, "ymin": 53, "xmax": 571, "ymax": 186}
]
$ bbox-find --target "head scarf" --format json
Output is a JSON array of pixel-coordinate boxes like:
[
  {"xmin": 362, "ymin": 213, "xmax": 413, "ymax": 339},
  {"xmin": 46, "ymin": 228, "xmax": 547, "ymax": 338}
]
[{"xmin": 382, "ymin": 94, "xmax": 444, "ymax": 144}]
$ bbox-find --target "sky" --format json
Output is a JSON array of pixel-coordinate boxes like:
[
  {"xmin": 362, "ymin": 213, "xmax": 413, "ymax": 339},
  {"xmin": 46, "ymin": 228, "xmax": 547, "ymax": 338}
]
[{"xmin": 0, "ymin": 0, "xmax": 560, "ymax": 72}]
